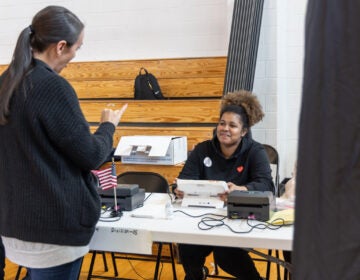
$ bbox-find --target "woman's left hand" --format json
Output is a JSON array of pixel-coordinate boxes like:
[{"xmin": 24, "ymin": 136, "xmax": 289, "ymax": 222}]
[
  {"xmin": 227, "ymin": 182, "xmax": 248, "ymax": 192},
  {"xmin": 218, "ymin": 182, "xmax": 248, "ymax": 201}
]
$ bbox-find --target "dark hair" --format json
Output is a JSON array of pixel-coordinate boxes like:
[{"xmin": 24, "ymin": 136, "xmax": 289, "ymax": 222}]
[
  {"xmin": 220, "ymin": 90, "xmax": 264, "ymax": 128},
  {"xmin": 0, "ymin": 6, "xmax": 84, "ymax": 125},
  {"xmin": 220, "ymin": 104, "xmax": 250, "ymax": 129}
]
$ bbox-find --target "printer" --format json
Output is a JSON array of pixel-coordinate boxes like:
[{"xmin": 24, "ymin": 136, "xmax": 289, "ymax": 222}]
[
  {"xmin": 227, "ymin": 190, "xmax": 275, "ymax": 221},
  {"xmin": 97, "ymin": 184, "xmax": 145, "ymax": 211}
]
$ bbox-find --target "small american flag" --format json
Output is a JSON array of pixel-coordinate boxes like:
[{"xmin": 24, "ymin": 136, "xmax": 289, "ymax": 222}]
[{"xmin": 92, "ymin": 162, "xmax": 117, "ymax": 190}]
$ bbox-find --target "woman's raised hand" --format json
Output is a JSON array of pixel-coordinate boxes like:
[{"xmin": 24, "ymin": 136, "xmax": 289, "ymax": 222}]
[{"xmin": 100, "ymin": 104, "xmax": 128, "ymax": 127}]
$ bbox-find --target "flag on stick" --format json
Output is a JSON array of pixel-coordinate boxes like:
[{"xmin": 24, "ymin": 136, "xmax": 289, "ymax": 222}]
[{"xmin": 92, "ymin": 161, "xmax": 117, "ymax": 190}]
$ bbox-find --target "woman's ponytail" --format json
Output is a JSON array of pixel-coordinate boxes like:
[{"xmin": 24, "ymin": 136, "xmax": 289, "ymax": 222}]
[{"xmin": 0, "ymin": 26, "xmax": 33, "ymax": 125}]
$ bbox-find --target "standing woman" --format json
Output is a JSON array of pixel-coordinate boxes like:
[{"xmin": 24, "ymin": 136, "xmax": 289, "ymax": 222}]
[
  {"xmin": 174, "ymin": 90, "xmax": 274, "ymax": 280},
  {"xmin": 0, "ymin": 6, "xmax": 127, "ymax": 280}
]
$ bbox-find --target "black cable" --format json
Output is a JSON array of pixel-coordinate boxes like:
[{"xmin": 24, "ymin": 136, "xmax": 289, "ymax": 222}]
[
  {"xmin": 167, "ymin": 190, "xmax": 175, "ymax": 203},
  {"xmin": 143, "ymin": 192, "xmax": 153, "ymax": 202},
  {"xmin": 201, "ymin": 216, "xmax": 286, "ymax": 233},
  {"xmin": 99, "ymin": 207, "xmax": 123, "ymax": 222},
  {"xmin": 174, "ymin": 210, "xmax": 288, "ymax": 233},
  {"xmin": 173, "ymin": 209, "xmax": 227, "ymax": 219},
  {"xmin": 124, "ymin": 255, "xmax": 153, "ymax": 280}
]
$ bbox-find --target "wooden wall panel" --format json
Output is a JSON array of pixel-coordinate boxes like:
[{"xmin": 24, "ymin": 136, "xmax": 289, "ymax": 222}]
[
  {"xmin": 91, "ymin": 126, "xmax": 215, "ymax": 151},
  {"xmin": 73, "ymin": 77, "xmax": 224, "ymax": 99},
  {"xmin": 81, "ymin": 100, "xmax": 221, "ymax": 124},
  {"xmin": 101, "ymin": 162, "xmax": 183, "ymax": 185},
  {"xmin": 62, "ymin": 57, "xmax": 226, "ymax": 99},
  {"xmin": 61, "ymin": 57, "xmax": 226, "ymax": 80},
  {"xmin": 1, "ymin": 57, "xmax": 226, "ymax": 99}
]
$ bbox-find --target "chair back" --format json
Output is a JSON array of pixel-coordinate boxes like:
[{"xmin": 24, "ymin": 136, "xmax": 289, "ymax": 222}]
[
  {"xmin": 262, "ymin": 144, "xmax": 280, "ymax": 196},
  {"xmin": 117, "ymin": 171, "xmax": 169, "ymax": 193}
]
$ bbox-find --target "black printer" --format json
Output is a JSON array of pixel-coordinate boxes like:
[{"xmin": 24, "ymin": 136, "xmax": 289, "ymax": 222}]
[
  {"xmin": 97, "ymin": 184, "xmax": 145, "ymax": 211},
  {"xmin": 227, "ymin": 190, "xmax": 275, "ymax": 221}
]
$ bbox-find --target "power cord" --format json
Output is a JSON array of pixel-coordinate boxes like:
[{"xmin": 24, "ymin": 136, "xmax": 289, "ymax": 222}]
[
  {"xmin": 175, "ymin": 210, "xmax": 293, "ymax": 272},
  {"xmin": 174, "ymin": 210, "xmax": 288, "ymax": 233},
  {"xmin": 198, "ymin": 216, "xmax": 285, "ymax": 233}
]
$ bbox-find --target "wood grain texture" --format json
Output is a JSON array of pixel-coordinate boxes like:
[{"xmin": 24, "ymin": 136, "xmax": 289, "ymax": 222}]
[
  {"xmin": 91, "ymin": 126, "xmax": 215, "ymax": 151},
  {"xmin": 81, "ymin": 100, "xmax": 221, "ymax": 123},
  {"xmin": 60, "ymin": 57, "xmax": 226, "ymax": 79},
  {"xmin": 101, "ymin": 161, "xmax": 183, "ymax": 185},
  {"xmin": 61, "ymin": 57, "xmax": 226, "ymax": 99},
  {"xmin": 1, "ymin": 57, "xmax": 226, "ymax": 99},
  {"xmin": 72, "ymin": 77, "xmax": 224, "ymax": 99}
]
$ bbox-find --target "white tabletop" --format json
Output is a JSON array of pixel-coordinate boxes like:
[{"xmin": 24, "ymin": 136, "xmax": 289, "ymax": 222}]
[{"xmin": 89, "ymin": 193, "xmax": 293, "ymax": 254}]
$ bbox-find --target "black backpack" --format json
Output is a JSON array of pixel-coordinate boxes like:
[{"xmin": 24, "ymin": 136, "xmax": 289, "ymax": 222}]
[{"xmin": 134, "ymin": 67, "xmax": 165, "ymax": 100}]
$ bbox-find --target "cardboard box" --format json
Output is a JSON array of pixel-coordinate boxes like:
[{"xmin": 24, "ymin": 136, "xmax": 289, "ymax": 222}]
[{"xmin": 114, "ymin": 136, "xmax": 187, "ymax": 165}]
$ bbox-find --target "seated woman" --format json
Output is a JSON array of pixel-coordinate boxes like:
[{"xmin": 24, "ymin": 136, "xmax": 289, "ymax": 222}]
[{"xmin": 173, "ymin": 90, "xmax": 274, "ymax": 280}]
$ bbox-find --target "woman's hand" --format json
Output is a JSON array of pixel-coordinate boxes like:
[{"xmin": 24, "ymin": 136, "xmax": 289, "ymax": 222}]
[
  {"xmin": 100, "ymin": 104, "xmax": 128, "ymax": 127},
  {"xmin": 218, "ymin": 182, "xmax": 248, "ymax": 201},
  {"xmin": 173, "ymin": 188, "xmax": 184, "ymax": 199},
  {"xmin": 227, "ymin": 182, "xmax": 248, "ymax": 192},
  {"xmin": 172, "ymin": 179, "xmax": 185, "ymax": 199}
]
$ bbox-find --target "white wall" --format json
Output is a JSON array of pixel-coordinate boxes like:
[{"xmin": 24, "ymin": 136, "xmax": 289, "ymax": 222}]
[
  {"xmin": 0, "ymin": 0, "xmax": 232, "ymax": 62},
  {"xmin": 0, "ymin": 0, "xmax": 308, "ymax": 178},
  {"xmin": 278, "ymin": 0, "xmax": 307, "ymax": 177},
  {"xmin": 252, "ymin": 0, "xmax": 307, "ymax": 178}
]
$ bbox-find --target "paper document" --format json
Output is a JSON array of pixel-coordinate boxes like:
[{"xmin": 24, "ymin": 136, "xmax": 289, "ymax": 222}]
[
  {"xmin": 177, "ymin": 179, "xmax": 228, "ymax": 195},
  {"xmin": 130, "ymin": 204, "xmax": 167, "ymax": 219},
  {"xmin": 177, "ymin": 179, "xmax": 228, "ymax": 208},
  {"xmin": 267, "ymin": 209, "xmax": 294, "ymax": 225}
]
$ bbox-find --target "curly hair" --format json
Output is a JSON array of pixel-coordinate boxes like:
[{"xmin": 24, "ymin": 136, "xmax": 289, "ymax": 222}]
[{"xmin": 220, "ymin": 90, "xmax": 264, "ymax": 127}]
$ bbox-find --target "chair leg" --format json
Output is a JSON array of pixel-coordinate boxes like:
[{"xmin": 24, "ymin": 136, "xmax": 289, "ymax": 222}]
[
  {"xmin": 275, "ymin": 250, "xmax": 281, "ymax": 280},
  {"xmin": 111, "ymin": 252, "xmax": 119, "ymax": 277},
  {"xmin": 168, "ymin": 243, "xmax": 177, "ymax": 280},
  {"xmin": 154, "ymin": 243, "xmax": 163, "ymax": 280},
  {"xmin": 87, "ymin": 251, "xmax": 97, "ymax": 280},
  {"xmin": 87, "ymin": 251, "xmax": 111, "ymax": 278},
  {"xmin": 15, "ymin": 265, "xmax": 23, "ymax": 280},
  {"xmin": 284, "ymin": 266, "xmax": 291, "ymax": 280},
  {"xmin": 265, "ymin": 249, "xmax": 272, "ymax": 280},
  {"xmin": 214, "ymin": 261, "xmax": 220, "ymax": 275},
  {"xmin": 101, "ymin": 252, "xmax": 108, "ymax": 272}
]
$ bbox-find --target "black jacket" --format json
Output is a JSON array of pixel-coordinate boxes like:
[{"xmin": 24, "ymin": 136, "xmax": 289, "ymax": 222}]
[
  {"xmin": 0, "ymin": 59, "xmax": 114, "ymax": 246},
  {"xmin": 179, "ymin": 134, "xmax": 274, "ymax": 193}
]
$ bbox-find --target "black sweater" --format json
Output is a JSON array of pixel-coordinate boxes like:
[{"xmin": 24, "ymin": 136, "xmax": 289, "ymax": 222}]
[
  {"xmin": 0, "ymin": 60, "xmax": 114, "ymax": 246},
  {"xmin": 179, "ymin": 134, "xmax": 275, "ymax": 193}
]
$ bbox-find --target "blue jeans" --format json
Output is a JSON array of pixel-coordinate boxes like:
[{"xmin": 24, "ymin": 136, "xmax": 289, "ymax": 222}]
[{"xmin": 23, "ymin": 257, "xmax": 82, "ymax": 280}]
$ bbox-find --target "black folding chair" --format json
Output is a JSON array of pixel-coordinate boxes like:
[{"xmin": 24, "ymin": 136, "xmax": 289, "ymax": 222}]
[{"xmin": 87, "ymin": 171, "xmax": 177, "ymax": 280}]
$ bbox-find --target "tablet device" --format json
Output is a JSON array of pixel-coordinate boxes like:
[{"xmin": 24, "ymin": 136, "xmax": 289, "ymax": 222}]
[{"xmin": 176, "ymin": 179, "xmax": 228, "ymax": 196}]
